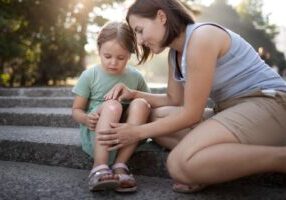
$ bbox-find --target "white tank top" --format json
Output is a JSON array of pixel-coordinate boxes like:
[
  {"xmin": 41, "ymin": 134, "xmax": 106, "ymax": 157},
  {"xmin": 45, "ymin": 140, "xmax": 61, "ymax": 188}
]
[{"xmin": 170, "ymin": 23, "xmax": 286, "ymax": 103}]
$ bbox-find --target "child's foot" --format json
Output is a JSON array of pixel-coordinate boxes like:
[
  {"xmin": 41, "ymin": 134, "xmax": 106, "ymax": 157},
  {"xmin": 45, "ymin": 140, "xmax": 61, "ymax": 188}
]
[
  {"xmin": 172, "ymin": 182, "xmax": 206, "ymax": 193},
  {"xmin": 112, "ymin": 163, "xmax": 137, "ymax": 192},
  {"xmin": 88, "ymin": 164, "xmax": 119, "ymax": 191}
]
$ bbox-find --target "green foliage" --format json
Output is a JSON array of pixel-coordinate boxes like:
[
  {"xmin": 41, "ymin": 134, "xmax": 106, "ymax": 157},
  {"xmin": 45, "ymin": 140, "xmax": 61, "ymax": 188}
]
[
  {"xmin": 0, "ymin": 73, "xmax": 10, "ymax": 86},
  {"xmin": 195, "ymin": 0, "xmax": 285, "ymax": 72},
  {"xmin": 1, "ymin": 0, "xmax": 285, "ymax": 87},
  {"xmin": 0, "ymin": 0, "xmax": 118, "ymax": 87},
  {"xmin": 237, "ymin": 0, "xmax": 278, "ymax": 40},
  {"xmin": 236, "ymin": 0, "xmax": 285, "ymax": 71}
]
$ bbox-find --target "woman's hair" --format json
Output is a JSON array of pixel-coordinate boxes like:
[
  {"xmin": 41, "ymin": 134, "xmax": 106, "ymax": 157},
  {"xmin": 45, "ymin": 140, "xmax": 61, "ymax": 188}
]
[
  {"xmin": 126, "ymin": 0, "xmax": 195, "ymax": 64},
  {"xmin": 97, "ymin": 21, "xmax": 138, "ymax": 57}
]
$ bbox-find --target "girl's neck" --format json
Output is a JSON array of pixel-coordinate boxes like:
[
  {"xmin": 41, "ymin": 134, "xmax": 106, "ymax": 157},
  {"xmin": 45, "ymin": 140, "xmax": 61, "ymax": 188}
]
[{"xmin": 169, "ymin": 31, "xmax": 186, "ymax": 54}]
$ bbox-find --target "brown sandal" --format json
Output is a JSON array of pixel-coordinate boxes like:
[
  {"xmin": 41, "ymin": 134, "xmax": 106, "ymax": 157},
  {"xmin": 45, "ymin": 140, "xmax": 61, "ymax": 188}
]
[{"xmin": 112, "ymin": 163, "xmax": 137, "ymax": 192}]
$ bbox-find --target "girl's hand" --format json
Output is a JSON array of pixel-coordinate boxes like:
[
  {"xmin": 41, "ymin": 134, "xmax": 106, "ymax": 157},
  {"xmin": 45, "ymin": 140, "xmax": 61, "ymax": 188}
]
[
  {"xmin": 104, "ymin": 83, "xmax": 134, "ymax": 101},
  {"xmin": 97, "ymin": 123, "xmax": 140, "ymax": 151},
  {"xmin": 85, "ymin": 111, "xmax": 100, "ymax": 131}
]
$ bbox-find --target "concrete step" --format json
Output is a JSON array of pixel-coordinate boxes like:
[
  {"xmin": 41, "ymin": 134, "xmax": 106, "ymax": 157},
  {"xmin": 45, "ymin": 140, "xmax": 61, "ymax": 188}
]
[
  {"xmin": 0, "ymin": 96, "xmax": 73, "ymax": 108},
  {"xmin": 1, "ymin": 125, "xmax": 286, "ymax": 186},
  {"xmin": 1, "ymin": 161, "xmax": 285, "ymax": 200},
  {"xmin": 0, "ymin": 86, "xmax": 166, "ymax": 97},
  {"xmin": 0, "ymin": 125, "xmax": 168, "ymax": 177},
  {"xmin": 0, "ymin": 87, "xmax": 74, "ymax": 97},
  {"xmin": 0, "ymin": 107, "xmax": 76, "ymax": 127},
  {"xmin": 0, "ymin": 87, "xmax": 215, "ymax": 108}
]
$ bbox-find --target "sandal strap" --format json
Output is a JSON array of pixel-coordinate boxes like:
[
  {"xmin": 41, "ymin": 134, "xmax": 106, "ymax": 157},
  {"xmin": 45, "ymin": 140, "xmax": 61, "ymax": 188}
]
[
  {"xmin": 89, "ymin": 164, "xmax": 110, "ymax": 178},
  {"xmin": 117, "ymin": 174, "xmax": 135, "ymax": 182},
  {"xmin": 112, "ymin": 163, "xmax": 129, "ymax": 172}
]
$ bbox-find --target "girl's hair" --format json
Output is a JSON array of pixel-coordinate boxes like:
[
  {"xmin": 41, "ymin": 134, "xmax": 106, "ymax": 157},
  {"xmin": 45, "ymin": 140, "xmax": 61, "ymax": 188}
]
[
  {"xmin": 97, "ymin": 21, "xmax": 139, "ymax": 57},
  {"xmin": 126, "ymin": 0, "xmax": 195, "ymax": 64}
]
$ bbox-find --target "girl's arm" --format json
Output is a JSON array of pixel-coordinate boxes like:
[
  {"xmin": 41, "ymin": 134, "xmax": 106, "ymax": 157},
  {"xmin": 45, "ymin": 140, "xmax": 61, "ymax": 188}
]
[{"xmin": 72, "ymin": 96, "xmax": 99, "ymax": 131}]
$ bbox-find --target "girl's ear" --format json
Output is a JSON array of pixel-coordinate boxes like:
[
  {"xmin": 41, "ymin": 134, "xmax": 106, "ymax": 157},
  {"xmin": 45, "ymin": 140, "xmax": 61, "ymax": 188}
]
[{"xmin": 157, "ymin": 9, "xmax": 167, "ymax": 24}]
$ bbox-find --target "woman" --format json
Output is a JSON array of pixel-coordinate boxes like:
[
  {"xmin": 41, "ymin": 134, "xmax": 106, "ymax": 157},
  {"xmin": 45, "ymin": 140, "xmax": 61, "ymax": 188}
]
[{"xmin": 98, "ymin": 0, "xmax": 286, "ymax": 193}]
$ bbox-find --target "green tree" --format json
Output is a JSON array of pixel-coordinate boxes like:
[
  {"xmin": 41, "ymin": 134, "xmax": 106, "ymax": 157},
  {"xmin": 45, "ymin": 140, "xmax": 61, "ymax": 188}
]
[
  {"xmin": 0, "ymin": 0, "xmax": 25, "ymax": 86},
  {"xmin": 0, "ymin": 0, "xmax": 124, "ymax": 87},
  {"xmin": 195, "ymin": 0, "xmax": 285, "ymax": 72},
  {"xmin": 237, "ymin": 0, "xmax": 278, "ymax": 40},
  {"xmin": 236, "ymin": 0, "xmax": 285, "ymax": 71}
]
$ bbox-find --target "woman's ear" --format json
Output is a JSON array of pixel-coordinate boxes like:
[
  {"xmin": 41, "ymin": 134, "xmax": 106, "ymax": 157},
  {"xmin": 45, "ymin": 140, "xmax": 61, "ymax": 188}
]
[{"xmin": 157, "ymin": 9, "xmax": 167, "ymax": 24}]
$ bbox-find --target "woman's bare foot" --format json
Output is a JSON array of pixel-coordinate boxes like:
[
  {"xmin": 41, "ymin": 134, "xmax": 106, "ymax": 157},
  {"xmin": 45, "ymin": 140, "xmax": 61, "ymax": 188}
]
[{"xmin": 172, "ymin": 182, "xmax": 206, "ymax": 193}]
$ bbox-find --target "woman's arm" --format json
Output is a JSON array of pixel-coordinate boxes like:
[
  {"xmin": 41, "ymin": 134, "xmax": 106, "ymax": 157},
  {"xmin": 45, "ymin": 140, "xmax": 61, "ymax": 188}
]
[
  {"xmin": 98, "ymin": 26, "xmax": 229, "ymax": 149},
  {"xmin": 132, "ymin": 59, "xmax": 184, "ymax": 107},
  {"xmin": 136, "ymin": 25, "xmax": 229, "ymax": 139},
  {"xmin": 105, "ymin": 55, "xmax": 184, "ymax": 108}
]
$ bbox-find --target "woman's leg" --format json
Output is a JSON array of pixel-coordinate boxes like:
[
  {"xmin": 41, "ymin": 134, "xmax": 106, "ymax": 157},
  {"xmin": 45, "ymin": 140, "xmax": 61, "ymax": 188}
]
[
  {"xmin": 151, "ymin": 106, "xmax": 214, "ymax": 150},
  {"xmin": 167, "ymin": 119, "xmax": 286, "ymax": 185},
  {"xmin": 114, "ymin": 98, "xmax": 150, "ymax": 164},
  {"xmin": 94, "ymin": 100, "xmax": 122, "ymax": 166}
]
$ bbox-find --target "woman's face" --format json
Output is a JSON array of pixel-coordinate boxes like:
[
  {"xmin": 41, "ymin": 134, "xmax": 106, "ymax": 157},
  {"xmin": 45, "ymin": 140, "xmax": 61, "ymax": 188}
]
[
  {"xmin": 128, "ymin": 11, "xmax": 166, "ymax": 54},
  {"xmin": 99, "ymin": 39, "xmax": 130, "ymax": 75}
]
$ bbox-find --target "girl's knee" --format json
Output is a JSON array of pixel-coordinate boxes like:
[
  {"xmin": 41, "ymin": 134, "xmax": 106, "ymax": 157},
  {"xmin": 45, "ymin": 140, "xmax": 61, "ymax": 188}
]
[
  {"xmin": 101, "ymin": 100, "xmax": 123, "ymax": 113},
  {"xmin": 129, "ymin": 98, "xmax": 151, "ymax": 111}
]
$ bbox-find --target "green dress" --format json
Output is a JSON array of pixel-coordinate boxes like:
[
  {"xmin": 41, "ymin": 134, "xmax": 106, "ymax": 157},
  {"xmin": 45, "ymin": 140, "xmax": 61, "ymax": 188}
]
[{"xmin": 72, "ymin": 65, "xmax": 150, "ymax": 163}]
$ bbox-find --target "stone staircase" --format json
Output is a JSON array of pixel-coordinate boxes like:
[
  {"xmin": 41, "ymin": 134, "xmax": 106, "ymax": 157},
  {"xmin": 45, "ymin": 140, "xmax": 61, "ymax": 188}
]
[
  {"xmin": 0, "ymin": 87, "xmax": 285, "ymax": 200},
  {"xmin": 0, "ymin": 87, "xmax": 169, "ymax": 177}
]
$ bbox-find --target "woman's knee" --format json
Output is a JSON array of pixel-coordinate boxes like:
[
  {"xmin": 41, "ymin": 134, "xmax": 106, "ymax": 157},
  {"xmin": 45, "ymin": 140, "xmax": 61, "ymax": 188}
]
[
  {"xmin": 167, "ymin": 149, "xmax": 186, "ymax": 181},
  {"xmin": 150, "ymin": 108, "xmax": 162, "ymax": 121},
  {"xmin": 129, "ymin": 98, "xmax": 151, "ymax": 112},
  {"xmin": 153, "ymin": 135, "xmax": 181, "ymax": 150},
  {"xmin": 150, "ymin": 106, "xmax": 177, "ymax": 121},
  {"xmin": 153, "ymin": 136, "xmax": 168, "ymax": 146},
  {"xmin": 152, "ymin": 107, "xmax": 171, "ymax": 118},
  {"xmin": 101, "ymin": 100, "xmax": 123, "ymax": 113},
  {"xmin": 166, "ymin": 144, "xmax": 201, "ymax": 183}
]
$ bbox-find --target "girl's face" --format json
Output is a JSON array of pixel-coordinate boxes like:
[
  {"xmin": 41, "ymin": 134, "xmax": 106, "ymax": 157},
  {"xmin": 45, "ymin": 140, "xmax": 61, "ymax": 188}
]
[
  {"xmin": 99, "ymin": 39, "xmax": 130, "ymax": 75},
  {"xmin": 128, "ymin": 11, "xmax": 166, "ymax": 54}
]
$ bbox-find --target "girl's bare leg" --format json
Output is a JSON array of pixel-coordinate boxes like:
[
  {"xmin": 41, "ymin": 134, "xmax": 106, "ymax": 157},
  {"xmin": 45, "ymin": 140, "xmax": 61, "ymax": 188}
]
[
  {"xmin": 114, "ymin": 98, "xmax": 151, "ymax": 164},
  {"xmin": 167, "ymin": 119, "xmax": 286, "ymax": 185},
  {"xmin": 94, "ymin": 100, "xmax": 122, "ymax": 167}
]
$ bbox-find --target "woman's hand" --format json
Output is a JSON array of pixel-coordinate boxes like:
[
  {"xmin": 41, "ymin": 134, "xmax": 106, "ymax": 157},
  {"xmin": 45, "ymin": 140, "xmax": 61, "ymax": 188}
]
[
  {"xmin": 85, "ymin": 111, "xmax": 100, "ymax": 131},
  {"xmin": 104, "ymin": 83, "xmax": 134, "ymax": 101},
  {"xmin": 97, "ymin": 123, "xmax": 141, "ymax": 151}
]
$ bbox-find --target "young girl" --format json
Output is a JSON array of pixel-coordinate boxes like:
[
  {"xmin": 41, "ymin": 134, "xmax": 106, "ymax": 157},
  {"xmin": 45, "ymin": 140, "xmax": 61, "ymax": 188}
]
[{"xmin": 72, "ymin": 21, "xmax": 150, "ymax": 192}]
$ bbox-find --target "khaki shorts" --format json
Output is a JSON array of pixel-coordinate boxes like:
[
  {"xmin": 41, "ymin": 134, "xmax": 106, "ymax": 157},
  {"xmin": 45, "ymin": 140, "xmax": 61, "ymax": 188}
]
[{"xmin": 211, "ymin": 90, "xmax": 286, "ymax": 146}]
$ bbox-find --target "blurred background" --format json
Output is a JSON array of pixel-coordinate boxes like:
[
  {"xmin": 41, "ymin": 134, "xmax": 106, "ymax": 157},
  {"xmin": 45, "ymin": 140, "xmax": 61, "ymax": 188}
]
[{"xmin": 0, "ymin": 0, "xmax": 285, "ymax": 87}]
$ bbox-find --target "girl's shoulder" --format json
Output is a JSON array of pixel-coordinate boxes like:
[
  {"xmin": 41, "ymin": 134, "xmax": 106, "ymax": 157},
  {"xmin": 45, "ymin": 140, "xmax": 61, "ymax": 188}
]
[
  {"xmin": 78, "ymin": 64, "xmax": 102, "ymax": 84},
  {"xmin": 81, "ymin": 64, "xmax": 96, "ymax": 74},
  {"xmin": 83, "ymin": 64, "xmax": 104, "ymax": 75}
]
